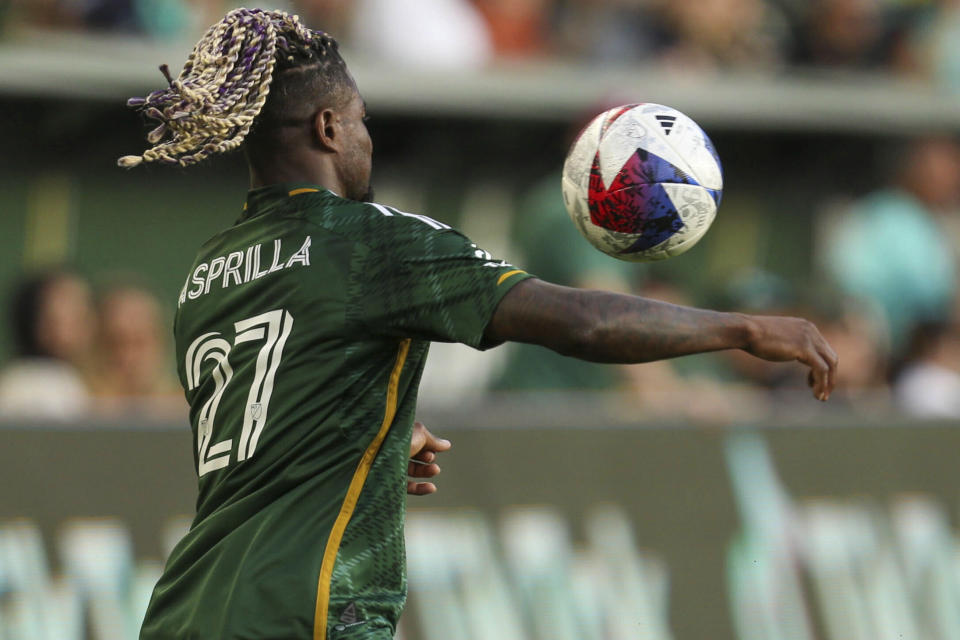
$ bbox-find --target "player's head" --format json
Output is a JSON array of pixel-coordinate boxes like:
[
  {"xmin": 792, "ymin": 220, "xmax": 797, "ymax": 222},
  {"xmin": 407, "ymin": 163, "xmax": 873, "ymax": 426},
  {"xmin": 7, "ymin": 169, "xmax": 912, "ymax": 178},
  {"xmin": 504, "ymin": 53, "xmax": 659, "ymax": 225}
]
[{"xmin": 118, "ymin": 8, "xmax": 372, "ymax": 201}]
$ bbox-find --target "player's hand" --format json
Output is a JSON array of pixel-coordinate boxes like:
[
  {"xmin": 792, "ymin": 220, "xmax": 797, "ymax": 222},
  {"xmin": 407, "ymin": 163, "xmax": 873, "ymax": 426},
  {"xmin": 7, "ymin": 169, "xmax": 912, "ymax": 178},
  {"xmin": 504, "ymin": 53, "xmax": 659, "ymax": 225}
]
[
  {"xmin": 740, "ymin": 314, "xmax": 839, "ymax": 402},
  {"xmin": 407, "ymin": 421, "xmax": 452, "ymax": 496}
]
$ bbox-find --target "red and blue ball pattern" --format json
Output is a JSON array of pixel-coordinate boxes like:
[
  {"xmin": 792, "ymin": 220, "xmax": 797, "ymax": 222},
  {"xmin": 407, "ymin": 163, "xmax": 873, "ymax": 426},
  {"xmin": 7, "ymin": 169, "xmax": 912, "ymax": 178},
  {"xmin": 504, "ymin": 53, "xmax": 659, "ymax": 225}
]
[
  {"xmin": 587, "ymin": 147, "xmax": 721, "ymax": 255},
  {"xmin": 563, "ymin": 103, "xmax": 724, "ymax": 261}
]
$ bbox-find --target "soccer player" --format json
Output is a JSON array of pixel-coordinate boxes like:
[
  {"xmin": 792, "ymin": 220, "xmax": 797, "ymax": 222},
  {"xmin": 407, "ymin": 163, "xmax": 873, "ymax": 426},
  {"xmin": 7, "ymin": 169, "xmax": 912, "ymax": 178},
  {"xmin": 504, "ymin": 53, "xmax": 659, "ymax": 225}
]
[{"xmin": 120, "ymin": 9, "xmax": 837, "ymax": 640}]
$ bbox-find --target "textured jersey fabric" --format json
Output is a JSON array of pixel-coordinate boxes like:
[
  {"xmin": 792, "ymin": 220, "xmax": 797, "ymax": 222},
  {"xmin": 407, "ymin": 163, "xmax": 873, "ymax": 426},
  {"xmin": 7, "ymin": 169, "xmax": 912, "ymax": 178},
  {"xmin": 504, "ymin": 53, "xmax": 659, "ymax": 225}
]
[{"xmin": 140, "ymin": 184, "xmax": 531, "ymax": 640}]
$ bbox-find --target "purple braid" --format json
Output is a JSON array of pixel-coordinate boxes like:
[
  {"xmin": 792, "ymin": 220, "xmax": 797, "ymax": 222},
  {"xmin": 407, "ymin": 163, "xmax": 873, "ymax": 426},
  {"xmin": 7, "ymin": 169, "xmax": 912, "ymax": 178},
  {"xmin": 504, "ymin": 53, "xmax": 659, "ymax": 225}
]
[{"xmin": 118, "ymin": 8, "xmax": 326, "ymax": 168}]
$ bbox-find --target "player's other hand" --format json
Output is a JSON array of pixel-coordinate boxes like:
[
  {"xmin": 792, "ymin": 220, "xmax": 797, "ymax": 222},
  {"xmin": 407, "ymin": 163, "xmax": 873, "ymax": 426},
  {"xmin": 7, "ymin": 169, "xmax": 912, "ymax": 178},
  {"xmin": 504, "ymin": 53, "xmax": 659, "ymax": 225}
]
[
  {"xmin": 740, "ymin": 314, "xmax": 839, "ymax": 402},
  {"xmin": 407, "ymin": 421, "xmax": 452, "ymax": 496}
]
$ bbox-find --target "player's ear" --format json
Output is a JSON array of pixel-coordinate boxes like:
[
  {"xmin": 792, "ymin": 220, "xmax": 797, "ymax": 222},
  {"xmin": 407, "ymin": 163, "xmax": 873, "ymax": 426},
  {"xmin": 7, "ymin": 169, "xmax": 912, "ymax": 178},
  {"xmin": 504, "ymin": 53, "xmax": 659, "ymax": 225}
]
[{"xmin": 312, "ymin": 108, "xmax": 340, "ymax": 153}]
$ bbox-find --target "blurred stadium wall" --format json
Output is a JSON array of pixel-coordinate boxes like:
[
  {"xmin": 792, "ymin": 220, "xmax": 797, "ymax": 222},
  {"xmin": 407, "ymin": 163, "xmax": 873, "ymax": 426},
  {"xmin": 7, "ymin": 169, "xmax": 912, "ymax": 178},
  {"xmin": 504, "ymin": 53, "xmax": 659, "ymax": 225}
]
[{"xmin": 3, "ymin": 412, "xmax": 960, "ymax": 640}]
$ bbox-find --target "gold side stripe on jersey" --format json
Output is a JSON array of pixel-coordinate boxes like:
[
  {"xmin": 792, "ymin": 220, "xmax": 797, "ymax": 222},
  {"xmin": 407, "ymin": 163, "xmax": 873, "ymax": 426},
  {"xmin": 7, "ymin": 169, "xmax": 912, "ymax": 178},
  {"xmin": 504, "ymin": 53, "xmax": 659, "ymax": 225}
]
[
  {"xmin": 289, "ymin": 187, "xmax": 321, "ymax": 197},
  {"xmin": 497, "ymin": 269, "xmax": 526, "ymax": 286},
  {"xmin": 313, "ymin": 338, "xmax": 411, "ymax": 640}
]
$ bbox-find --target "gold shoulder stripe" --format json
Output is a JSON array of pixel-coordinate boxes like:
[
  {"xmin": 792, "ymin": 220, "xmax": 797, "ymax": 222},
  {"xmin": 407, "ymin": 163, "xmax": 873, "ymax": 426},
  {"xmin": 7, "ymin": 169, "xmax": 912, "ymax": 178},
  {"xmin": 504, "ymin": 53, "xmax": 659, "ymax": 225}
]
[
  {"xmin": 289, "ymin": 187, "xmax": 321, "ymax": 197},
  {"xmin": 313, "ymin": 338, "xmax": 411, "ymax": 640},
  {"xmin": 497, "ymin": 269, "xmax": 526, "ymax": 286}
]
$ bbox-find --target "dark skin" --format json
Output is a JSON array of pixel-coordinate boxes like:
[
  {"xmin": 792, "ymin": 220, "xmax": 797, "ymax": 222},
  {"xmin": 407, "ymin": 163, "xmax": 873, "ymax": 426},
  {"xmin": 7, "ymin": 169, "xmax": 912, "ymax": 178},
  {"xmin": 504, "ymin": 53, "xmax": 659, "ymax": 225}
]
[
  {"xmin": 246, "ymin": 83, "xmax": 839, "ymax": 495},
  {"xmin": 248, "ymin": 83, "xmax": 372, "ymax": 199},
  {"xmin": 484, "ymin": 280, "xmax": 837, "ymax": 399}
]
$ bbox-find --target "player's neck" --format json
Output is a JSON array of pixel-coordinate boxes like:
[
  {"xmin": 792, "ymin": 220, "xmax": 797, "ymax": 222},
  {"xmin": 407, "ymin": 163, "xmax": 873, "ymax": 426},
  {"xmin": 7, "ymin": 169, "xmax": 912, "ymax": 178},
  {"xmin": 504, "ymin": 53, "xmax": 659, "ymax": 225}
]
[{"xmin": 247, "ymin": 155, "xmax": 343, "ymax": 194}]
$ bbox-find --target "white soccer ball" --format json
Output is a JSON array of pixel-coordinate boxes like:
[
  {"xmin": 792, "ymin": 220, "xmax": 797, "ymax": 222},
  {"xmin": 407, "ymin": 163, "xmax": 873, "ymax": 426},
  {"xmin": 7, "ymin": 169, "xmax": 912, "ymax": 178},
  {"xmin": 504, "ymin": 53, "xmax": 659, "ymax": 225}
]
[{"xmin": 561, "ymin": 103, "xmax": 723, "ymax": 262}]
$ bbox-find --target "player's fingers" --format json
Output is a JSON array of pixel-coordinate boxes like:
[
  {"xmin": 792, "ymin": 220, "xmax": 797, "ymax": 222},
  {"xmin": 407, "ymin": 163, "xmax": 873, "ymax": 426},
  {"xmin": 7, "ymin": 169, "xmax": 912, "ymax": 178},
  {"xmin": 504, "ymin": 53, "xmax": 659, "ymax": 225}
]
[
  {"xmin": 823, "ymin": 341, "xmax": 839, "ymax": 368},
  {"xmin": 815, "ymin": 361, "xmax": 830, "ymax": 401},
  {"xmin": 422, "ymin": 430, "xmax": 452, "ymax": 453},
  {"xmin": 408, "ymin": 461, "xmax": 441, "ymax": 478},
  {"xmin": 820, "ymin": 349, "xmax": 837, "ymax": 400},
  {"xmin": 407, "ymin": 481, "xmax": 437, "ymax": 496},
  {"xmin": 804, "ymin": 330, "xmax": 838, "ymax": 400},
  {"xmin": 807, "ymin": 324, "xmax": 838, "ymax": 400},
  {"xmin": 412, "ymin": 450, "xmax": 436, "ymax": 464},
  {"xmin": 800, "ymin": 349, "xmax": 830, "ymax": 401},
  {"xmin": 409, "ymin": 422, "xmax": 452, "ymax": 457},
  {"xmin": 820, "ymin": 341, "xmax": 839, "ymax": 399}
]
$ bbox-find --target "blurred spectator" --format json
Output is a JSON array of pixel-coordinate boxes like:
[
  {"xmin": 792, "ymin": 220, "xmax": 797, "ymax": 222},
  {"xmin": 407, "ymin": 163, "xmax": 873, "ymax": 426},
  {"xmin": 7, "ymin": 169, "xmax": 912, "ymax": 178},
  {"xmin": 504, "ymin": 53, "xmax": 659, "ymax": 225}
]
[
  {"xmin": 293, "ymin": 0, "xmax": 355, "ymax": 41},
  {"xmin": 788, "ymin": 0, "xmax": 890, "ymax": 70},
  {"xmin": 551, "ymin": 0, "xmax": 663, "ymax": 64},
  {"xmin": 350, "ymin": 0, "xmax": 492, "ymax": 69},
  {"xmin": 472, "ymin": 0, "xmax": 550, "ymax": 59},
  {"xmin": 81, "ymin": 0, "xmax": 141, "ymax": 33},
  {"xmin": 821, "ymin": 136, "xmax": 960, "ymax": 354},
  {"xmin": 0, "ymin": 269, "xmax": 95, "ymax": 418},
  {"xmin": 894, "ymin": 0, "xmax": 960, "ymax": 94},
  {"xmin": 652, "ymin": 0, "xmax": 785, "ymax": 70},
  {"xmin": 90, "ymin": 282, "xmax": 181, "ymax": 414},
  {"xmin": 9, "ymin": 0, "xmax": 222, "ymax": 37},
  {"xmin": 894, "ymin": 320, "xmax": 960, "ymax": 417},
  {"xmin": 13, "ymin": 0, "xmax": 141, "ymax": 33},
  {"xmin": 8, "ymin": 0, "xmax": 83, "ymax": 30},
  {"xmin": 133, "ymin": 0, "xmax": 195, "ymax": 39}
]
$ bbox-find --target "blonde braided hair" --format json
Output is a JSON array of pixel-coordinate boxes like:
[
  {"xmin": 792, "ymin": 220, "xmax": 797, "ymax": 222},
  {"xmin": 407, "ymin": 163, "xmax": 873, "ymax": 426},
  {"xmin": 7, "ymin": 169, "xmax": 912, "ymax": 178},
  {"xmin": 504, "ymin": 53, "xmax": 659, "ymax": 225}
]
[{"xmin": 119, "ymin": 8, "xmax": 331, "ymax": 168}]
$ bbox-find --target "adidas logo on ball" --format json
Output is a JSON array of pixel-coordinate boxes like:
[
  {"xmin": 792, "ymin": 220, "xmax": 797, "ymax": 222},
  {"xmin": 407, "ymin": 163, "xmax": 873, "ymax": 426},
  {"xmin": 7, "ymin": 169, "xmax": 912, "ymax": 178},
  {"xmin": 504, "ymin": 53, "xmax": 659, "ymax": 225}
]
[{"xmin": 655, "ymin": 114, "xmax": 677, "ymax": 135}]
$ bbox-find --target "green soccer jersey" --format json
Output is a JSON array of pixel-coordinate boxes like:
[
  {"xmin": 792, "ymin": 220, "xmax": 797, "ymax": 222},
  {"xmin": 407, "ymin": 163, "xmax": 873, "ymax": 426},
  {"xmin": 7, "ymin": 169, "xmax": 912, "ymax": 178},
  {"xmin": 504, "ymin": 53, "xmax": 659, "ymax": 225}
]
[{"xmin": 140, "ymin": 184, "xmax": 531, "ymax": 640}]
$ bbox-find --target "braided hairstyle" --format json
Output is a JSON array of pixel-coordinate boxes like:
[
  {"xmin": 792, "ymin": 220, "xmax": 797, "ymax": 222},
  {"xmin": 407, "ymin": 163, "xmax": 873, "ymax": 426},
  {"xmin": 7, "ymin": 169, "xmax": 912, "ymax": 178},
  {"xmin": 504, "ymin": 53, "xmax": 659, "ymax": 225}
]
[{"xmin": 119, "ymin": 8, "xmax": 350, "ymax": 168}]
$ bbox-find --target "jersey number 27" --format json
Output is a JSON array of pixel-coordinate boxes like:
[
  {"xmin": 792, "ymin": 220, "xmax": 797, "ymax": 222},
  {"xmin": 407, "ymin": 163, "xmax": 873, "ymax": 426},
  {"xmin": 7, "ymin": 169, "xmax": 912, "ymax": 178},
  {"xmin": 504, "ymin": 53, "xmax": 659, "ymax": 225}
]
[{"xmin": 184, "ymin": 309, "xmax": 293, "ymax": 476}]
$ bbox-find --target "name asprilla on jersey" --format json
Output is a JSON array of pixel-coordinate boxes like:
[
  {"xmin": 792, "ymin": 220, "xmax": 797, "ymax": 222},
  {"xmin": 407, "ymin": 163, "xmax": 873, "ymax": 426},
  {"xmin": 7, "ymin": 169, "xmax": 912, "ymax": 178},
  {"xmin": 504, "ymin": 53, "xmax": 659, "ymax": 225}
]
[{"xmin": 178, "ymin": 236, "xmax": 312, "ymax": 307}]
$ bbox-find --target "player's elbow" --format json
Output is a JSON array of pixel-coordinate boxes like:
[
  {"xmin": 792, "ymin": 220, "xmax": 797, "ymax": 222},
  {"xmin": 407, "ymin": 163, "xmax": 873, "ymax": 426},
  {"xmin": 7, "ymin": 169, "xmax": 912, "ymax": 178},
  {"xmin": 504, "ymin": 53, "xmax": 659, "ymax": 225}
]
[
  {"xmin": 501, "ymin": 281, "xmax": 623, "ymax": 362},
  {"xmin": 551, "ymin": 314, "xmax": 612, "ymax": 361}
]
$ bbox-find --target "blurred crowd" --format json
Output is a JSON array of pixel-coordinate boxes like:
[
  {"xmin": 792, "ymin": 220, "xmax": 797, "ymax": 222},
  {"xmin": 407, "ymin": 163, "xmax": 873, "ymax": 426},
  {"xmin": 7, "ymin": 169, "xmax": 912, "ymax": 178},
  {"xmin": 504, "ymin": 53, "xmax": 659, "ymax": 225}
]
[
  {"xmin": 0, "ymin": 271, "xmax": 183, "ymax": 420},
  {"xmin": 6, "ymin": 137, "xmax": 958, "ymax": 424},
  {"xmin": 5, "ymin": 0, "xmax": 960, "ymax": 91}
]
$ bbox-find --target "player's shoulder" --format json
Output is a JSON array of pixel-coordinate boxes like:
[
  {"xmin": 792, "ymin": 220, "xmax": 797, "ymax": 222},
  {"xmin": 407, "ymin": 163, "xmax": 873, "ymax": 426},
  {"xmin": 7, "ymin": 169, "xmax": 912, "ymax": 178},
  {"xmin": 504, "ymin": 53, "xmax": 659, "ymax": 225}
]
[
  {"xmin": 303, "ymin": 194, "xmax": 461, "ymax": 248},
  {"xmin": 358, "ymin": 201, "xmax": 455, "ymax": 237}
]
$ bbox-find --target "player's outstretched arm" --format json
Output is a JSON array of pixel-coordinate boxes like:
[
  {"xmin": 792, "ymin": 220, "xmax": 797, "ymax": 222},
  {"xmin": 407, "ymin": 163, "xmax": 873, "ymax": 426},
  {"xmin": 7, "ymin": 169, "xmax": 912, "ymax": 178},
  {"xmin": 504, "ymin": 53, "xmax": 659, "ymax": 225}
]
[{"xmin": 484, "ymin": 279, "xmax": 838, "ymax": 401}]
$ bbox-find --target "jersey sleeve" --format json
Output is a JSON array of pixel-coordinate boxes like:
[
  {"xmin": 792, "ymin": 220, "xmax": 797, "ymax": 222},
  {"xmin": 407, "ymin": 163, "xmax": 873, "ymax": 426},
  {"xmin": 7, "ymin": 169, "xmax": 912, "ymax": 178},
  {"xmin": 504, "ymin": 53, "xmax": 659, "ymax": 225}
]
[{"xmin": 350, "ymin": 209, "xmax": 533, "ymax": 349}]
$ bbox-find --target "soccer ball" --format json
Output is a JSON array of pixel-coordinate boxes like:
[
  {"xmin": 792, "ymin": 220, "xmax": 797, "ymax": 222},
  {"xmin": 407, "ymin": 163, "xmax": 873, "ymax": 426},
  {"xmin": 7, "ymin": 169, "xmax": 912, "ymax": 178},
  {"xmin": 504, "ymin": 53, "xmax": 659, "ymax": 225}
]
[{"xmin": 561, "ymin": 103, "xmax": 723, "ymax": 262}]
